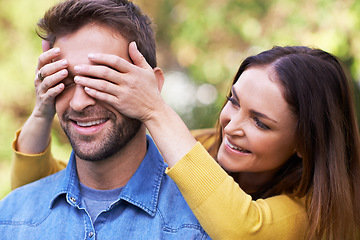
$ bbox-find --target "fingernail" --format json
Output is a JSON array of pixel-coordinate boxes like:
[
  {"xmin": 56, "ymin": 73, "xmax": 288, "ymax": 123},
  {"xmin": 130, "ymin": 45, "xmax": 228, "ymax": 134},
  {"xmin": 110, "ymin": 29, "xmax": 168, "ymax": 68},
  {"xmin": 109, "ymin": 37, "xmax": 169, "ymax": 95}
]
[
  {"xmin": 74, "ymin": 76, "xmax": 80, "ymax": 83},
  {"xmin": 62, "ymin": 60, "xmax": 68, "ymax": 66},
  {"xmin": 54, "ymin": 48, "xmax": 60, "ymax": 54},
  {"xmin": 74, "ymin": 66, "xmax": 81, "ymax": 72},
  {"xmin": 88, "ymin": 53, "xmax": 95, "ymax": 60},
  {"xmin": 84, "ymin": 87, "xmax": 92, "ymax": 92},
  {"xmin": 132, "ymin": 41, "xmax": 137, "ymax": 49}
]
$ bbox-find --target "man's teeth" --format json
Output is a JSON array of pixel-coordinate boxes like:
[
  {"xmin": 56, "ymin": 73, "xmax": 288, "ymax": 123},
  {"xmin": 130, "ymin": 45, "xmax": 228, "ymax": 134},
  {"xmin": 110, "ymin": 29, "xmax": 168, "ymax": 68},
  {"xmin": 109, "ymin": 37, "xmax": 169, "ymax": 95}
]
[
  {"xmin": 77, "ymin": 119, "xmax": 106, "ymax": 127},
  {"xmin": 225, "ymin": 138, "xmax": 250, "ymax": 153}
]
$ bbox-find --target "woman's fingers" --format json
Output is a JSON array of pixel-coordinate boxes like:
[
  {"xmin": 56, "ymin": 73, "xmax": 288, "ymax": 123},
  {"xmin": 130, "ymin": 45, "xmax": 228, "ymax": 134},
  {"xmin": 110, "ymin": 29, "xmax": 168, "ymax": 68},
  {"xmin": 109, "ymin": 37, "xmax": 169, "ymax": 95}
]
[
  {"xmin": 74, "ymin": 76, "xmax": 118, "ymax": 96},
  {"xmin": 128, "ymin": 41, "xmax": 150, "ymax": 69},
  {"xmin": 88, "ymin": 53, "xmax": 132, "ymax": 73},
  {"xmin": 83, "ymin": 86, "xmax": 119, "ymax": 105},
  {"xmin": 37, "ymin": 59, "xmax": 68, "ymax": 82},
  {"xmin": 35, "ymin": 47, "xmax": 68, "ymax": 93},
  {"xmin": 36, "ymin": 47, "xmax": 61, "ymax": 72},
  {"xmin": 73, "ymin": 64, "xmax": 120, "ymax": 84},
  {"xmin": 38, "ymin": 69, "xmax": 67, "ymax": 94},
  {"xmin": 85, "ymin": 42, "xmax": 153, "ymax": 74},
  {"xmin": 33, "ymin": 46, "xmax": 69, "ymax": 118}
]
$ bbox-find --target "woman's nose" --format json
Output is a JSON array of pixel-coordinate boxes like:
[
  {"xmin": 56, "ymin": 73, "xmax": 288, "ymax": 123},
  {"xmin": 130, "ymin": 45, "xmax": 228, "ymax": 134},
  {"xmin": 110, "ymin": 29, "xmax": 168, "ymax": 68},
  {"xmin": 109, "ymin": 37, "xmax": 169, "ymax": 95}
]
[{"xmin": 223, "ymin": 111, "xmax": 247, "ymax": 137}]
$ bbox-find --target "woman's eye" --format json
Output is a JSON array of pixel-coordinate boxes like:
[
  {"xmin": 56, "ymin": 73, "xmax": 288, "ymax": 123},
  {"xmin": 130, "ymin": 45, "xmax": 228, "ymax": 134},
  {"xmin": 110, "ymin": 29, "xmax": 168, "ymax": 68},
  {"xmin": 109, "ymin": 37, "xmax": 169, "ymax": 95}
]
[
  {"xmin": 254, "ymin": 117, "xmax": 270, "ymax": 130},
  {"xmin": 226, "ymin": 96, "xmax": 240, "ymax": 107}
]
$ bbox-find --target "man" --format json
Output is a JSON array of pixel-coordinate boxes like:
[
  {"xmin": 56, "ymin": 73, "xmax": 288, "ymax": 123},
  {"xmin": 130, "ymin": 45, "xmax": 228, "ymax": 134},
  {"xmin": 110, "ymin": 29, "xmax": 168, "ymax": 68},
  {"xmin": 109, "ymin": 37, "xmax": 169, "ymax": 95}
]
[{"xmin": 0, "ymin": 0, "xmax": 210, "ymax": 239}]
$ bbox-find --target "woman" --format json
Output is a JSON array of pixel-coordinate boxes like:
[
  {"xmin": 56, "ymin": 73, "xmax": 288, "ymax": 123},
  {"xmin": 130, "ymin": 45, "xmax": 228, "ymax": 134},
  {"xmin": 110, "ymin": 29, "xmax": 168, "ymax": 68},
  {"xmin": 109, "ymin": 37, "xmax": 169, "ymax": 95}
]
[{"xmin": 11, "ymin": 44, "xmax": 360, "ymax": 239}]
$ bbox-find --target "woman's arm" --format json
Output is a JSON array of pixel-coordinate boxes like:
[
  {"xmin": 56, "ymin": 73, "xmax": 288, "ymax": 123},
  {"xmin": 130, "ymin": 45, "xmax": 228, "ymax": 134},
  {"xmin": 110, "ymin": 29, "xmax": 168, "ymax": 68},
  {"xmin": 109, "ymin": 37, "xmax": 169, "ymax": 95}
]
[
  {"xmin": 11, "ymin": 41, "xmax": 69, "ymax": 189},
  {"xmin": 11, "ymin": 129, "xmax": 66, "ymax": 189},
  {"xmin": 17, "ymin": 41, "xmax": 67, "ymax": 154},
  {"xmin": 167, "ymin": 142, "xmax": 308, "ymax": 239}
]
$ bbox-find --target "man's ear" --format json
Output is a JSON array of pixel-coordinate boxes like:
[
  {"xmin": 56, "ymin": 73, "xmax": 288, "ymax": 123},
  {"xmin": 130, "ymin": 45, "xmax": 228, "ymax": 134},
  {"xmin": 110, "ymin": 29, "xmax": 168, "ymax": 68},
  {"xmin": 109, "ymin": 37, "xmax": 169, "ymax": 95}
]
[{"xmin": 153, "ymin": 67, "xmax": 165, "ymax": 91}]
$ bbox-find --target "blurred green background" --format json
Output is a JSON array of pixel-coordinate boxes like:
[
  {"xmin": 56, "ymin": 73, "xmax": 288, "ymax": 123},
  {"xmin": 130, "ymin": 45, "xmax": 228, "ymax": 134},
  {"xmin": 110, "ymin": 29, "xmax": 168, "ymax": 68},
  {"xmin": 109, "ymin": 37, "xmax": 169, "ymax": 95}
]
[{"xmin": 1, "ymin": 0, "xmax": 359, "ymax": 199}]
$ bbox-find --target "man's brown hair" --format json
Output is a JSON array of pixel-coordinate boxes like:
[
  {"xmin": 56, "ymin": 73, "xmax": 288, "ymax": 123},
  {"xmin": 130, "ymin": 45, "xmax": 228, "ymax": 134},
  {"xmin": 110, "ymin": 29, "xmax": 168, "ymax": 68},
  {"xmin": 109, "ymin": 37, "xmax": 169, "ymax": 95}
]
[{"xmin": 37, "ymin": 0, "xmax": 157, "ymax": 68}]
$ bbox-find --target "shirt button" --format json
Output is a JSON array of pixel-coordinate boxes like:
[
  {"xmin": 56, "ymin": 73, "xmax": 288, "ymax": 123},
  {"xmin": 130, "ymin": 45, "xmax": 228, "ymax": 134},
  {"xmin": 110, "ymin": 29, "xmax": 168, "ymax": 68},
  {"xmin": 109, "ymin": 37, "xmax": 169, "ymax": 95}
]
[
  {"xmin": 70, "ymin": 197, "xmax": 76, "ymax": 203},
  {"xmin": 88, "ymin": 231, "xmax": 94, "ymax": 238}
]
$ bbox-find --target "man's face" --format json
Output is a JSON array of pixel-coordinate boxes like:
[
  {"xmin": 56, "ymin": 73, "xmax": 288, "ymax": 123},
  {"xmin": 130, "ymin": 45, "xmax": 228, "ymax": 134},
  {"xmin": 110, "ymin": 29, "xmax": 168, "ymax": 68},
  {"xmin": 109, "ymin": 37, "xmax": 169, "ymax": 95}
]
[{"xmin": 54, "ymin": 23, "xmax": 141, "ymax": 161}]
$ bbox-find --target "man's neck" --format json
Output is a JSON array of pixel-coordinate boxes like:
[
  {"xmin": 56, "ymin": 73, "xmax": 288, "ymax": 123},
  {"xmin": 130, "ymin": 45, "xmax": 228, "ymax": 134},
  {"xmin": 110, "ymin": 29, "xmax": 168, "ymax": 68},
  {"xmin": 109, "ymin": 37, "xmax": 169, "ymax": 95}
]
[{"xmin": 75, "ymin": 127, "xmax": 147, "ymax": 190}]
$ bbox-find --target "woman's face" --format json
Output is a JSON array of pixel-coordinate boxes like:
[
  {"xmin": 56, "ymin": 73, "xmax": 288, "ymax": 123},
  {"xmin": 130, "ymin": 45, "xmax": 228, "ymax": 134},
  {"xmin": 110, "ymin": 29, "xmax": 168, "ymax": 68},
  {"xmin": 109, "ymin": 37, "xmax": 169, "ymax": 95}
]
[{"xmin": 217, "ymin": 66, "xmax": 298, "ymax": 177}]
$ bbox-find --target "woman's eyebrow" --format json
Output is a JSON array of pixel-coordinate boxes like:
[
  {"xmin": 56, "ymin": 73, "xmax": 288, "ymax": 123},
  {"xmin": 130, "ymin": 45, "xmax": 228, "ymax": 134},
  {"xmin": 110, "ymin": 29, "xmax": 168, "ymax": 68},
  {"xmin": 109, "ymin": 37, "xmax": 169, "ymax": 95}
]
[{"xmin": 249, "ymin": 109, "xmax": 278, "ymax": 123}]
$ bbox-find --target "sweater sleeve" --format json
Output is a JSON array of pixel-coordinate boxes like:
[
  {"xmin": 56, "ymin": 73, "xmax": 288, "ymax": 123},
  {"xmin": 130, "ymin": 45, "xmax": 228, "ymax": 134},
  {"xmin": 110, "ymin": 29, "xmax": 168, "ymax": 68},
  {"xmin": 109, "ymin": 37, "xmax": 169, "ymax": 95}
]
[
  {"xmin": 11, "ymin": 129, "xmax": 67, "ymax": 190},
  {"xmin": 166, "ymin": 142, "xmax": 308, "ymax": 240}
]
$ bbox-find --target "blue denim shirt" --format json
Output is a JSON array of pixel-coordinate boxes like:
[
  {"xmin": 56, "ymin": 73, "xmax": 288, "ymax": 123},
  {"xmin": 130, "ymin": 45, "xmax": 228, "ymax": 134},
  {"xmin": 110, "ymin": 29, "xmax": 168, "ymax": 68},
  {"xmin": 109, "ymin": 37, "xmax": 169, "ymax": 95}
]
[{"xmin": 0, "ymin": 135, "xmax": 210, "ymax": 239}]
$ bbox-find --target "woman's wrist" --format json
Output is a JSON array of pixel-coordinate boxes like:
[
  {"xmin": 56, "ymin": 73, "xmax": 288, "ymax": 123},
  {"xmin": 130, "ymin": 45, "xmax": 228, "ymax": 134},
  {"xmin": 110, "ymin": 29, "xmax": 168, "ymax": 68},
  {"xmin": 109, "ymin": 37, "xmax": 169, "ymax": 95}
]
[
  {"xmin": 144, "ymin": 102, "xmax": 197, "ymax": 168},
  {"xmin": 17, "ymin": 112, "xmax": 53, "ymax": 154},
  {"xmin": 31, "ymin": 104, "xmax": 56, "ymax": 120}
]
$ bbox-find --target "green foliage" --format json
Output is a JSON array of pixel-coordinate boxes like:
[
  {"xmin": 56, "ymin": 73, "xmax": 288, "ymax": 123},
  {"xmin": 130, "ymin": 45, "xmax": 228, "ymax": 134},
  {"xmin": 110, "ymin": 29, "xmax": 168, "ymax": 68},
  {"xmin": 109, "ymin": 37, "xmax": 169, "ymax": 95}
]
[
  {"xmin": 148, "ymin": 0, "xmax": 360, "ymax": 129},
  {"xmin": 1, "ymin": 0, "xmax": 360, "ymax": 199}
]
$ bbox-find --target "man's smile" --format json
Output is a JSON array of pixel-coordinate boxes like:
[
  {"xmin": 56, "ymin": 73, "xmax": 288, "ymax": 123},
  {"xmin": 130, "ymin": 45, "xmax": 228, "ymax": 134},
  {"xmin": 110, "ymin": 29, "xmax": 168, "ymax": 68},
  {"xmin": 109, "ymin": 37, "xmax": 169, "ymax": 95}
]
[
  {"xmin": 75, "ymin": 119, "xmax": 108, "ymax": 127},
  {"xmin": 69, "ymin": 118, "xmax": 110, "ymax": 136}
]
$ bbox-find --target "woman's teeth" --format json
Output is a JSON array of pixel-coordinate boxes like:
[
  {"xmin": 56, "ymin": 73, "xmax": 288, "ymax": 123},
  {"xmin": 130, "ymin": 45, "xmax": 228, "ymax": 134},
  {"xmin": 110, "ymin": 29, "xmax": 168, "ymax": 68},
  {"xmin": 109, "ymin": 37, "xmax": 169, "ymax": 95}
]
[
  {"xmin": 77, "ymin": 119, "xmax": 106, "ymax": 127},
  {"xmin": 225, "ymin": 138, "xmax": 251, "ymax": 153}
]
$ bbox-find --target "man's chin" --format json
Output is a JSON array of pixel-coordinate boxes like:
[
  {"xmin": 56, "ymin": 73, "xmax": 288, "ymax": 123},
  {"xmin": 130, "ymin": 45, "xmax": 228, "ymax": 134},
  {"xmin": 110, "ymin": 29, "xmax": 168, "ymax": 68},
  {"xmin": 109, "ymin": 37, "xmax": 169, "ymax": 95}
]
[
  {"xmin": 69, "ymin": 139, "xmax": 120, "ymax": 162},
  {"xmin": 61, "ymin": 116, "xmax": 142, "ymax": 162}
]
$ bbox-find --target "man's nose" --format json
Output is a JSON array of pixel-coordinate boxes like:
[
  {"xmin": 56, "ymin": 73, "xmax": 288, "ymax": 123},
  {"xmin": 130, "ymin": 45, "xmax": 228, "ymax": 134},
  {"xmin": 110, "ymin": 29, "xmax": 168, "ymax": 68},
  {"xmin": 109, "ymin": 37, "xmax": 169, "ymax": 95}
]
[{"xmin": 69, "ymin": 84, "xmax": 96, "ymax": 112}]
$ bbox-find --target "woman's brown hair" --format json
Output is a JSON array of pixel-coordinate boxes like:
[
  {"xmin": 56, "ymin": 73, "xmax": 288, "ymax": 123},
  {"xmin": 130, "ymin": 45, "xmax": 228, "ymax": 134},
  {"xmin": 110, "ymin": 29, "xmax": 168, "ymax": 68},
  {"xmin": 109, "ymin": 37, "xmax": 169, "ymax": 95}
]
[{"xmin": 209, "ymin": 46, "xmax": 360, "ymax": 239}]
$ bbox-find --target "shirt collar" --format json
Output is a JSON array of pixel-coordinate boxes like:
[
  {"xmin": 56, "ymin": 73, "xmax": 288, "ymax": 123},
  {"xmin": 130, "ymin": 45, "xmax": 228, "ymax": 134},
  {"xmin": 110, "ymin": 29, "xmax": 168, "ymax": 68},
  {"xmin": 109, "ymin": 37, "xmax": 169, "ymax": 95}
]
[
  {"xmin": 49, "ymin": 135, "xmax": 166, "ymax": 217},
  {"xmin": 119, "ymin": 135, "xmax": 165, "ymax": 216},
  {"xmin": 49, "ymin": 150, "xmax": 81, "ymax": 209}
]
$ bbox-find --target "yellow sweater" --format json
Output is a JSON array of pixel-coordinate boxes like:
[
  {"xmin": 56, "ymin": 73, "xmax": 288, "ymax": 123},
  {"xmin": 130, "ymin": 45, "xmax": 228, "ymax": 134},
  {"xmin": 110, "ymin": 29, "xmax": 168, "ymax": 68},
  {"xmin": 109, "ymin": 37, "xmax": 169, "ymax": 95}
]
[
  {"xmin": 11, "ymin": 130, "xmax": 66, "ymax": 190},
  {"xmin": 11, "ymin": 129, "xmax": 308, "ymax": 239},
  {"xmin": 166, "ymin": 142, "xmax": 308, "ymax": 239}
]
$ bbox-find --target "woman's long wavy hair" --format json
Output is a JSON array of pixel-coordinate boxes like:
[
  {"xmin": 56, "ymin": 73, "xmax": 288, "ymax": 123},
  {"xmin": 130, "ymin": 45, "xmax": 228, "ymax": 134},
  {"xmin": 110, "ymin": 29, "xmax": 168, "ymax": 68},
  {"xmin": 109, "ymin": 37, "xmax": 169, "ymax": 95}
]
[{"xmin": 206, "ymin": 46, "xmax": 360, "ymax": 239}]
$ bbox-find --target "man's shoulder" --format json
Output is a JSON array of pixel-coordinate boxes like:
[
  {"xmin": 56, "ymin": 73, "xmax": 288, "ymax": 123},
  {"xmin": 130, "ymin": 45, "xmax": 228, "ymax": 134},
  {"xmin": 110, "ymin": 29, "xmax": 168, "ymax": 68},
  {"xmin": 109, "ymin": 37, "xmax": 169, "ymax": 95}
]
[
  {"xmin": 0, "ymin": 170, "xmax": 65, "ymax": 220},
  {"xmin": 149, "ymin": 174, "xmax": 209, "ymax": 238},
  {"xmin": 158, "ymin": 174, "xmax": 201, "ymax": 219}
]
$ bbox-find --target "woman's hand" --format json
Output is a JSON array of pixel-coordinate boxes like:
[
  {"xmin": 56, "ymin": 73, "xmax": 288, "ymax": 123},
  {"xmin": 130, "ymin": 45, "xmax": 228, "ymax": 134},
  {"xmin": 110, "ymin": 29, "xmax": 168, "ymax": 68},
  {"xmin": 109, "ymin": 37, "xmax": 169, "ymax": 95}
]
[
  {"xmin": 72, "ymin": 42, "xmax": 197, "ymax": 167},
  {"xmin": 33, "ymin": 40, "xmax": 68, "ymax": 120},
  {"xmin": 72, "ymin": 41, "xmax": 165, "ymax": 123},
  {"xmin": 16, "ymin": 41, "xmax": 69, "ymax": 154}
]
